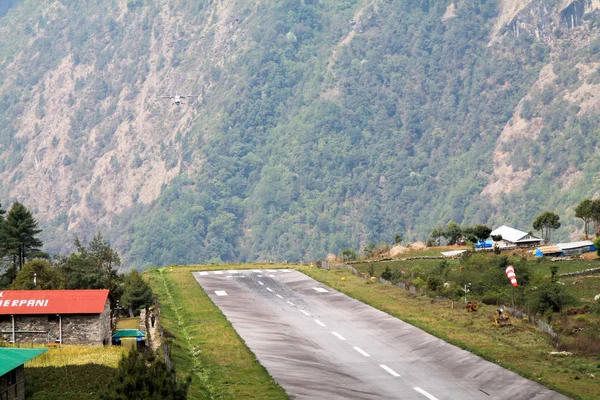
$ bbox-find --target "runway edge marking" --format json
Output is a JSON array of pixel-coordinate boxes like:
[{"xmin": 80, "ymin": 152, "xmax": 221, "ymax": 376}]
[{"xmin": 413, "ymin": 387, "xmax": 437, "ymax": 400}]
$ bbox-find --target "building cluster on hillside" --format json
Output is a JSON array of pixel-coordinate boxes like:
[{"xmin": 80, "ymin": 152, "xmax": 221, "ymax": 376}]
[{"xmin": 471, "ymin": 225, "xmax": 596, "ymax": 257}]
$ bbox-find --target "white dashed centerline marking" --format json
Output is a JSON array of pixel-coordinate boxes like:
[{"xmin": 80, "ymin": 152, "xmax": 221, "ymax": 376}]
[
  {"xmin": 269, "ymin": 274, "xmax": 276, "ymax": 278},
  {"xmin": 312, "ymin": 287, "xmax": 328, "ymax": 293},
  {"xmin": 215, "ymin": 291, "xmax": 227, "ymax": 296},
  {"xmin": 258, "ymin": 281, "xmax": 264, "ymax": 286},
  {"xmin": 413, "ymin": 388, "xmax": 437, "ymax": 400},
  {"xmin": 266, "ymin": 288, "xmax": 274, "ymax": 292},
  {"xmin": 252, "ymin": 270, "xmax": 261, "ymax": 273},
  {"xmin": 287, "ymin": 301, "xmax": 295, "ymax": 306},
  {"xmin": 314, "ymin": 319, "xmax": 326, "ymax": 327},
  {"xmin": 199, "ymin": 272, "xmax": 209, "ymax": 276},
  {"xmin": 353, "ymin": 347, "xmax": 370, "ymax": 357},
  {"xmin": 380, "ymin": 365, "xmax": 400, "ymax": 377},
  {"xmin": 266, "ymin": 269, "xmax": 277, "ymax": 272},
  {"xmin": 213, "ymin": 271, "xmax": 223, "ymax": 275},
  {"xmin": 257, "ymin": 274, "xmax": 263, "ymax": 278},
  {"xmin": 332, "ymin": 332, "xmax": 346, "ymax": 341},
  {"xmin": 300, "ymin": 310, "xmax": 311, "ymax": 316},
  {"xmin": 276, "ymin": 294, "xmax": 283, "ymax": 299}
]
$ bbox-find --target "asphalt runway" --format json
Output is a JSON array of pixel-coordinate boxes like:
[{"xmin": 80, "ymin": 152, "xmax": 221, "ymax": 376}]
[{"xmin": 193, "ymin": 269, "xmax": 570, "ymax": 400}]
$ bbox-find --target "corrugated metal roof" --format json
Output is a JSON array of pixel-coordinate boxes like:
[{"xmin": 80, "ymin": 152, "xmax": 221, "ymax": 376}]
[
  {"xmin": 112, "ymin": 329, "xmax": 146, "ymax": 338},
  {"xmin": 491, "ymin": 225, "xmax": 542, "ymax": 243},
  {"xmin": 0, "ymin": 290, "xmax": 109, "ymax": 315},
  {"xmin": 441, "ymin": 250, "xmax": 467, "ymax": 257},
  {"xmin": 0, "ymin": 348, "xmax": 47, "ymax": 376},
  {"xmin": 537, "ymin": 245, "xmax": 562, "ymax": 254},
  {"xmin": 556, "ymin": 241, "xmax": 594, "ymax": 250}
]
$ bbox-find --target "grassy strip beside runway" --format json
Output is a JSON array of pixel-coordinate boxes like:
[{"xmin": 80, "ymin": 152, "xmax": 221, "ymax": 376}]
[
  {"xmin": 299, "ymin": 265, "xmax": 598, "ymax": 400},
  {"xmin": 144, "ymin": 265, "xmax": 289, "ymax": 400}
]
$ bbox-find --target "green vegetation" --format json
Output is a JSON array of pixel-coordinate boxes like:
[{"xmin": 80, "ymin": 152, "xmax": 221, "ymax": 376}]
[
  {"xmin": 100, "ymin": 350, "xmax": 190, "ymax": 400},
  {"xmin": 24, "ymin": 345, "xmax": 127, "ymax": 400},
  {"xmin": 0, "ymin": 202, "xmax": 46, "ymax": 285},
  {"xmin": 2, "ymin": 1, "xmax": 599, "ymax": 267},
  {"xmin": 143, "ymin": 265, "xmax": 289, "ymax": 400}
]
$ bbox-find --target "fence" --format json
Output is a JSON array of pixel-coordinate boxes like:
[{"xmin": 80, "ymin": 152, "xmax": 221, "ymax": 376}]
[
  {"xmin": 501, "ymin": 305, "xmax": 558, "ymax": 345},
  {"xmin": 559, "ymin": 267, "xmax": 600, "ymax": 277}
]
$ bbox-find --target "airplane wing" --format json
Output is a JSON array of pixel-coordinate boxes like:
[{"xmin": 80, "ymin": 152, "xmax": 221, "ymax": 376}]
[{"xmin": 160, "ymin": 96, "xmax": 173, "ymax": 99}]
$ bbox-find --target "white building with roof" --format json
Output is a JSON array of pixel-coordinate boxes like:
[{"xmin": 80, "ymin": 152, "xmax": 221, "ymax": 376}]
[
  {"xmin": 490, "ymin": 225, "xmax": 544, "ymax": 248},
  {"xmin": 556, "ymin": 240, "xmax": 595, "ymax": 256}
]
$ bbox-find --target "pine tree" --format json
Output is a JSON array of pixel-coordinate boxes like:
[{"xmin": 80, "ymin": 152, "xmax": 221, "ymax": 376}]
[
  {"xmin": 88, "ymin": 233, "xmax": 121, "ymax": 292},
  {"xmin": 121, "ymin": 270, "xmax": 153, "ymax": 317},
  {"xmin": 101, "ymin": 350, "xmax": 190, "ymax": 400},
  {"xmin": 3, "ymin": 202, "xmax": 45, "ymax": 281}
]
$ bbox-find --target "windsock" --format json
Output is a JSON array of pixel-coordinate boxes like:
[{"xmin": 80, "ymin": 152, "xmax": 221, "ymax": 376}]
[{"xmin": 505, "ymin": 265, "xmax": 518, "ymax": 288}]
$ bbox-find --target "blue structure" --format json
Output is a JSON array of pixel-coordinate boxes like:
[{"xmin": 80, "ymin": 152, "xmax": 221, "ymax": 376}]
[{"xmin": 475, "ymin": 239, "xmax": 493, "ymax": 249}]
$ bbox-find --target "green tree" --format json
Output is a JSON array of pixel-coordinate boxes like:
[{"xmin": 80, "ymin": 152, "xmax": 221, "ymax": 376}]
[
  {"xmin": 592, "ymin": 199, "xmax": 600, "ymax": 237},
  {"xmin": 11, "ymin": 260, "xmax": 63, "ymax": 290},
  {"xmin": 2, "ymin": 202, "xmax": 45, "ymax": 281},
  {"xmin": 88, "ymin": 233, "xmax": 121, "ymax": 292},
  {"xmin": 59, "ymin": 252, "xmax": 108, "ymax": 290},
  {"xmin": 594, "ymin": 237, "xmax": 600, "ymax": 257},
  {"xmin": 121, "ymin": 270, "xmax": 153, "ymax": 317},
  {"xmin": 444, "ymin": 222, "xmax": 462, "ymax": 245},
  {"xmin": 532, "ymin": 211, "xmax": 561, "ymax": 243},
  {"xmin": 394, "ymin": 234, "xmax": 403, "ymax": 245},
  {"xmin": 528, "ymin": 282, "xmax": 574, "ymax": 314},
  {"xmin": 473, "ymin": 225, "xmax": 492, "ymax": 245},
  {"xmin": 430, "ymin": 227, "xmax": 444, "ymax": 246},
  {"xmin": 340, "ymin": 248, "xmax": 357, "ymax": 262},
  {"xmin": 574, "ymin": 199, "xmax": 593, "ymax": 239},
  {"xmin": 363, "ymin": 242, "xmax": 376, "ymax": 258},
  {"xmin": 101, "ymin": 350, "xmax": 190, "ymax": 400}
]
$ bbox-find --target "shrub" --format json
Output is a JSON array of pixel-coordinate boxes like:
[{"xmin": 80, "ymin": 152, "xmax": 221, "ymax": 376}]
[
  {"xmin": 380, "ymin": 266, "xmax": 392, "ymax": 281},
  {"xmin": 101, "ymin": 350, "xmax": 190, "ymax": 400},
  {"xmin": 426, "ymin": 276, "xmax": 443, "ymax": 292},
  {"xmin": 528, "ymin": 282, "xmax": 575, "ymax": 315},
  {"xmin": 367, "ymin": 263, "xmax": 375, "ymax": 277}
]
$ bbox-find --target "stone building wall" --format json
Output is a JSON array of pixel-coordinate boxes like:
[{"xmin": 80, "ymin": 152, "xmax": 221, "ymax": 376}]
[
  {"xmin": 0, "ymin": 365, "xmax": 25, "ymax": 400},
  {"xmin": 0, "ymin": 300, "xmax": 111, "ymax": 345}
]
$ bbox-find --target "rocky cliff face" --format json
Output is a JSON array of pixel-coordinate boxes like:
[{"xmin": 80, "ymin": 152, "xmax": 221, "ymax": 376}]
[
  {"xmin": 1, "ymin": 0, "xmax": 600, "ymax": 265},
  {"xmin": 0, "ymin": 0, "xmax": 251, "ymax": 254},
  {"xmin": 491, "ymin": 0, "xmax": 600, "ymax": 45}
]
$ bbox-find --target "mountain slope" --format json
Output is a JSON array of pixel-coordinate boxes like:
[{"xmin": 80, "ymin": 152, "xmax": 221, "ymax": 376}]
[{"xmin": 1, "ymin": 0, "xmax": 600, "ymax": 268}]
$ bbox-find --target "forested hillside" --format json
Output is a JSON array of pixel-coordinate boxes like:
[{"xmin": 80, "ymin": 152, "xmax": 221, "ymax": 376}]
[{"xmin": 1, "ymin": 0, "xmax": 600, "ymax": 268}]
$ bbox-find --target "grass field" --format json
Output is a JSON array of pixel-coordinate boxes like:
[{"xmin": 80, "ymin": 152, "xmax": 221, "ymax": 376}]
[
  {"xmin": 143, "ymin": 264, "xmax": 289, "ymax": 400},
  {"xmin": 23, "ymin": 345, "xmax": 127, "ymax": 400},
  {"xmin": 145, "ymin": 262, "xmax": 600, "ymax": 400},
  {"xmin": 297, "ymin": 265, "xmax": 600, "ymax": 400}
]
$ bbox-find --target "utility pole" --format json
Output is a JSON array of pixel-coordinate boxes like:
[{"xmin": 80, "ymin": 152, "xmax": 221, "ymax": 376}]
[{"xmin": 462, "ymin": 283, "xmax": 471, "ymax": 303}]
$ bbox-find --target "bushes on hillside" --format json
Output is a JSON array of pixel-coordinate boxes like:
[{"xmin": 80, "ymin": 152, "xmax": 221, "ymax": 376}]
[{"xmin": 101, "ymin": 350, "xmax": 190, "ymax": 400}]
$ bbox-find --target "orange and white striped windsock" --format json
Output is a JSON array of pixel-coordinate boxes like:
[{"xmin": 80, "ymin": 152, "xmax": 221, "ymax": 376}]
[{"xmin": 505, "ymin": 265, "xmax": 518, "ymax": 288}]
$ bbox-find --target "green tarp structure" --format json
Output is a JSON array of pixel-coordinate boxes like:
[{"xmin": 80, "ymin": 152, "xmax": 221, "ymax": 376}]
[
  {"xmin": 112, "ymin": 329, "xmax": 146, "ymax": 339},
  {"xmin": 0, "ymin": 348, "xmax": 47, "ymax": 376}
]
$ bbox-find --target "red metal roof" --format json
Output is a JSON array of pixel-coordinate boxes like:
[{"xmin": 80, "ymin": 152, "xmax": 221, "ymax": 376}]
[{"xmin": 0, "ymin": 290, "xmax": 110, "ymax": 315}]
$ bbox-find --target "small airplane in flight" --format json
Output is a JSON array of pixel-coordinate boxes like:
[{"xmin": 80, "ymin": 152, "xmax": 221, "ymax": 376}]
[{"xmin": 161, "ymin": 93, "xmax": 197, "ymax": 105}]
